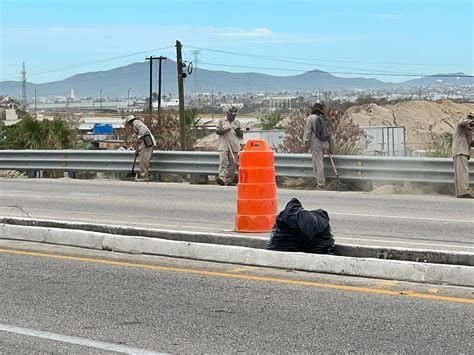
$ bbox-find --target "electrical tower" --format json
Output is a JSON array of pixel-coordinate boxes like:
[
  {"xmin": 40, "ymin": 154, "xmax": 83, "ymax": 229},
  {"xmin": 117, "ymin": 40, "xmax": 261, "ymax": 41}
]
[
  {"xmin": 21, "ymin": 62, "xmax": 27, "ymax": 106},
  {"xmin": 190, "ymin": 50, "xmax": 201, "ymax": 96}
]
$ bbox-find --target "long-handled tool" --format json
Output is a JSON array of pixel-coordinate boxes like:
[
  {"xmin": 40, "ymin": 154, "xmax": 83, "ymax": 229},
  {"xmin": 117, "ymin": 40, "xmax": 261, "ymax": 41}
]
[
  {"xmin": 328, "ymin": 150, "xmax": 349, "ymax": 191},
  {"xmin": 126, "ymin": 149, "xmax": 140, "ymax": 178}
]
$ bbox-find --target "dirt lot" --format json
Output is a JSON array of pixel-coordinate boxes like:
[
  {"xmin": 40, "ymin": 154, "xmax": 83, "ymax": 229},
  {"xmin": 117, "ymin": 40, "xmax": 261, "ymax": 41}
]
[{"xmin": 345, "ymin": 99, "xmax": 474, "ymax": 151}]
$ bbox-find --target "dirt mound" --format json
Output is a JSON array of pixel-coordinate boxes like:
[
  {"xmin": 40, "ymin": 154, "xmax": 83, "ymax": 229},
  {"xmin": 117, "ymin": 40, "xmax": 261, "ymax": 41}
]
[
  {"xmin": 193, "ymin": 134, "xmax": 219, "ymax": 151},
  {"xmin": 345, "ymin": 100, "xmax": 474, "ymax": 151},
  {"xmin": 346, "ymin": 103, "xmax": 395, "ymax": 127}
]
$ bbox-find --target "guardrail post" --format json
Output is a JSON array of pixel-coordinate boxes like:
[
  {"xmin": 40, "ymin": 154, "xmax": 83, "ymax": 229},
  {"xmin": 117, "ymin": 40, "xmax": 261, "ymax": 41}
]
[
  {"xmin": 27, "ymin": 170, "xmax": 37, "ymax": 178},
  {"xmin": 152, "ymin": 172, "xmax": 160, "ymax": 182}
]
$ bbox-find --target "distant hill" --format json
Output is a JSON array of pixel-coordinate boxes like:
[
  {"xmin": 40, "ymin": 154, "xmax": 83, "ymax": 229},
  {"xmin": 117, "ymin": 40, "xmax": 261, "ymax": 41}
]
[
  {"xmin": 0, "ymin": 60, "xmax": 471, "ymax": 98},
  {"xmin": 394, "ymin": 72, "xmax": 473, "ymax": 87}
]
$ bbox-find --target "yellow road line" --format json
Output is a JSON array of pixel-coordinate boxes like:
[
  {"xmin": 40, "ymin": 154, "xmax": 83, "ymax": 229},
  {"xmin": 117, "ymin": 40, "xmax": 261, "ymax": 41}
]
[
  {"xmin": 376, "ymin": 280, "xmax": 400, "ymax": 289},
  {"xmin": 227, "ymin": 266, "xmax": 258, "ymax": 273},
  {"xmin": 1, "ymin": 247, "xmax": 473, "ymax": 304}
]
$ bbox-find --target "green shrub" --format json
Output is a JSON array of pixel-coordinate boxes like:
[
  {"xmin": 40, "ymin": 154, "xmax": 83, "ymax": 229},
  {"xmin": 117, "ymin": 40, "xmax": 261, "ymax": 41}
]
[
  {"xmin": 0, "ymin": 110, "xmax": 75, "ymax": 149},
  {"xmin": 258, "ymin": 112, "xmax": 284, "ymax": 130}
]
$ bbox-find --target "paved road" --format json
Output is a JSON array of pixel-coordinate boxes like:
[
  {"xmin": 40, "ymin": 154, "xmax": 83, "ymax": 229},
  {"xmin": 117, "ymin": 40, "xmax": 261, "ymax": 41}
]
[
  {"xmin": 0, "ymin": 178, "xmax": 473, "ymax": 252},
  {"xmin": 0, "ymin": 241, "xmax": 472, "ymax": 353}
]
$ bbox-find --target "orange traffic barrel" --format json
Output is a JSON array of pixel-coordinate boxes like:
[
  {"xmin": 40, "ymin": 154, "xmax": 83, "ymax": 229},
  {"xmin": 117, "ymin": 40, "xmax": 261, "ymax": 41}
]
[{"xmin": 235, "ymin": 139, "xmax": 278, "ymax": 232}]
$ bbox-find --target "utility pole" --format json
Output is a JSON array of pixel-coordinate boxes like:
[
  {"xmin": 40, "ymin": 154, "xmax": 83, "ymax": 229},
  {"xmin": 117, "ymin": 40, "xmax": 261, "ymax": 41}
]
[
  {"xmin": 99, "ymin": 89, "xmax": 103, "ymax": 111},
  {"xmin": 176, "ymin": 40, "xmax": 186, "ymax": 150},
  {"xmin": 34, "ymin": 88, "xmax": 37, "ymax": 119},
  {"xmin": 21, "ymin": 62, "xmax": 27, "ymax": 106},
  {"xmin": 211, "ymin": 89, "xmax": 214, "ymax": 120},
  {"xmin": 145, "ymin": 56, "xmax": 159, "ymax": 114},
  {"xmin": 127, "ymin": 88, "xmax": 131, "ymax": 112},
  {"xmin": 157, "ymin": 56, "xmax": 167, "ymax": 117}
]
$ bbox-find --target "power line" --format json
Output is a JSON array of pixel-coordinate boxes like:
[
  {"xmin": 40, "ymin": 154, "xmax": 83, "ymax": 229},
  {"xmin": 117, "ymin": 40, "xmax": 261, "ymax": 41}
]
[
  {"xmin": 188, "ymin": 46, "xmax": 422, "ymax": 75},
  {"xmin": 0, "ymin": 71, "xmax": 132, "ymax": 93},
  {"xmin": 0, "ymin": 45, "xmax": 175, "ymax": 81},
  {"xmin": 186, "ymin": 45, "xmax": 473, "ymax": 68},
  {"xmin": 187, "ymin": 45, "xmax": 473, "ymax": 77}
]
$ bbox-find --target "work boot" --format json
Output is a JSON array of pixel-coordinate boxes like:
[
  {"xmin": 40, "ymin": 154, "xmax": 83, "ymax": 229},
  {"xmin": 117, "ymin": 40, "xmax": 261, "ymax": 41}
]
[
  {"xmin": 457, "ymin": 194, "xmax": 474, "ymax": 199},
  {"xmin": 315, "ymin": 184, "xmax": 325, "ymax": 190},
  {"xmin": 135, "ymin": 173, "xmax": 150, "ymax": 182},
  {"xmin": 216, "ymin": 177, "xmax": 225, "ymax": 186}
]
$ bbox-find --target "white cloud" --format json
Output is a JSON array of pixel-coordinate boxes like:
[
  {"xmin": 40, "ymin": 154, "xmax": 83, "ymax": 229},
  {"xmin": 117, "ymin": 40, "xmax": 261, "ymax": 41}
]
[
  {"xmin": 377, "ymin": 14, "xmax": 402, "ymax": 21},
  {"xmin": 217, "ymin": 28, "xmax": 274, "ymax": 38}
]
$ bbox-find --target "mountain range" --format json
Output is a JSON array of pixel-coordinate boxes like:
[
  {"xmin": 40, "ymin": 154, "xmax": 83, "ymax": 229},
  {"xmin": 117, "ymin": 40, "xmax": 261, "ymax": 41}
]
[{"xmin": 1, "ymin": 59, "xmax": 471, "ymax": 98}]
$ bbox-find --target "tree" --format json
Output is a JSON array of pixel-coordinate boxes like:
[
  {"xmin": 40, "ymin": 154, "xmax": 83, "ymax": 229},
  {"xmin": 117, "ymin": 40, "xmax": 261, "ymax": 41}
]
[
  {"xmin": 278, "ymin": 110, "xmax": 307, "ymax": 153},
  {"xmin": 279, "ymin": 109, "xmax": 369, "ymax": 155},
  {"xmin": 258, "ymin": 112, "xmax": 284, "ymax": 130},
  {"xmin": 326, "ymin": 109, "xmax": 369, "ymax": 155},
  {"xmin": 125, "ymin": 111, "xmax": 180, "ymax": 151}
]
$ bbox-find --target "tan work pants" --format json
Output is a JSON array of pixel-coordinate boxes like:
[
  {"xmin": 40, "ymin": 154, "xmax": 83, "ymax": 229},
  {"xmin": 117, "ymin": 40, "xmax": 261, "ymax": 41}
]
[
  {"xmin": 139, "ymin": 146, "xmax": 154, "ymax": 176},
  {"xmin": 219, "ymin": 150, "xmax": 238, "ymax": 185},
  {"xmin": 310, "ymin": 139, "xmax": 329, "ymax": 186},
  {"xmin": 454, "ymin": 154, "xmax": 470, "ymax": 197}
]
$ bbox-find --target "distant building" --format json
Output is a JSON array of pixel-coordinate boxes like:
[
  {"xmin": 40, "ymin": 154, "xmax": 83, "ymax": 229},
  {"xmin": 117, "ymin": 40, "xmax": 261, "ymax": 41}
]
[
  {"xmin": 153, "ymin": 99, "xmax": 179, "ymax": 108},
  {"xmin": 220, "ymin": 103, "xmax": 244, "ymax": 110}
]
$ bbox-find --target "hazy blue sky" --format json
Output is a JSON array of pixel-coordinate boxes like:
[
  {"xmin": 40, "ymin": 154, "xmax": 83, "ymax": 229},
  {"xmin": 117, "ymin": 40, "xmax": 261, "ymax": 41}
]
[{"xmin": 1, "ymin": 0, "xmax": 473, "ymax": 83}]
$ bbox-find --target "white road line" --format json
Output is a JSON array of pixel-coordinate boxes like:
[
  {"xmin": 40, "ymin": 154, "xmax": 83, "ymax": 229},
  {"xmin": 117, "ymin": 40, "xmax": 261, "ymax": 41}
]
[
  {"xmin": 0, "ymin": 323, "xmax": 164, "ymax": 354},
  {"xmin": 331, "ymin": 212, "xmax": 474, "ymax": 224},
  {"xmin": 1, "ymin": 199, "xmax": 472, "ymax": 224},
  {"xmin": 337, "ymin": 237, "xmax": 474, "ymax": 250},
  {"xmin": 0, "ymin": 211, "xmax": 222, "ymax": 231}
]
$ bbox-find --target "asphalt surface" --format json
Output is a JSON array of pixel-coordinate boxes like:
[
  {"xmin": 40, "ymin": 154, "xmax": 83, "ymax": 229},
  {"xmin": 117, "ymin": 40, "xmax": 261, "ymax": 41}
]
[
  {"xmin": 0, "ymin": 178, "xmax": 473, "ymax": 252},
  {"xmin": 0, "ymin": 241, "xmax": 473, "ymax": 354}
]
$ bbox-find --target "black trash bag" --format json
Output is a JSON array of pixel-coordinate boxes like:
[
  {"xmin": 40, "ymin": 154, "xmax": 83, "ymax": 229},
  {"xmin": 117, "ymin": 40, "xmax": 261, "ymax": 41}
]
[{"xmin": 266, "ymin": 198, "xmax": 335, "ymax": 254}]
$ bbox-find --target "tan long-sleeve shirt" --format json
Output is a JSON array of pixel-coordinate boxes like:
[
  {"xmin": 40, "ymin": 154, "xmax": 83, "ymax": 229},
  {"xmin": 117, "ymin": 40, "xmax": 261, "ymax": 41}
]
[
  {"xmin": 452, "ymin": 116, "xmax": 474, "ymax": 158},
  {"xmin": 132, "ymin": 119, "xmax": 156, "ymax": 150},
  {"xmin": 216, "ymin": 117, "xmax": 242, "ymax": 152}
]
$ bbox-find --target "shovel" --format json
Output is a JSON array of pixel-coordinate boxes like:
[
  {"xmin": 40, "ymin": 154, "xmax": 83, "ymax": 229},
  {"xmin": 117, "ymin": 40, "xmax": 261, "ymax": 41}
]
[
  {"xmin": 126, "ymin": 149, "xmax": 140, "ymax": 178},
  {"xmin": 328, "ymin": 150, "xmax": 350, "ymax": 191}
]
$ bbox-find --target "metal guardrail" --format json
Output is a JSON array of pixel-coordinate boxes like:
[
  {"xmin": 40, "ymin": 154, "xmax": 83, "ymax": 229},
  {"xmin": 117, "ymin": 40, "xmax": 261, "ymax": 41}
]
[{"xmin": 0, "ymin": 149, "xmax": 473, "ymax": 184}]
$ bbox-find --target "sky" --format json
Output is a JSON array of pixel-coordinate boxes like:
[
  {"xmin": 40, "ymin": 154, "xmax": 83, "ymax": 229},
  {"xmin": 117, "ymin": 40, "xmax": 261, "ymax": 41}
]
[{"xmin": 0, "ymin": 0, "xmax": 473, "ymax": 84}]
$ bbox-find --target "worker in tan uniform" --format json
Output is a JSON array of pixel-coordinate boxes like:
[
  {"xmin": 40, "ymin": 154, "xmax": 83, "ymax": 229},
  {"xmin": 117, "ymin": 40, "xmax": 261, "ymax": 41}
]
[
  {"xmin": 215, "ymin": 107, "xmax": 243, "ymax": 186},
  {"xmin": 304, "ymin": 103, "xmax": 332, "ymax": 190},
  {"xmin": 452, "ymin": 112, "xmax": 474, "ymax": 198},
  {"xmin": 125, "ymin": 115, "xmax": 156, "ymax": 182}
]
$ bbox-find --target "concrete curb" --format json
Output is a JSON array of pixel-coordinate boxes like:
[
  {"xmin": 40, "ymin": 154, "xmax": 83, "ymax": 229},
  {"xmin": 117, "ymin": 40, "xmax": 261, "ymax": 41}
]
[
  {"xmin": 2, "ymin": 217, "xmax": 473, "ymax": 266},
  {"xmin": 1, "ymin": 222, "xmax": 473, "ymax": 287}
]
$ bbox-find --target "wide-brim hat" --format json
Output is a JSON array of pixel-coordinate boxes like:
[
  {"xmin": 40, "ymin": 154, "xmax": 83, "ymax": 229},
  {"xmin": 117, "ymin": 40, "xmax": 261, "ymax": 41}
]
[
  {"xmin": 227, "ymin": 106, "xmax": 238, "ymax": 114},
  {"xmin": 125, "ymin": 114, "xmax": 136, "ymax": 124},
  {"xmin": 310, "ymin": 103, "xmax": 325, "ymax": 113}
]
